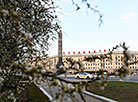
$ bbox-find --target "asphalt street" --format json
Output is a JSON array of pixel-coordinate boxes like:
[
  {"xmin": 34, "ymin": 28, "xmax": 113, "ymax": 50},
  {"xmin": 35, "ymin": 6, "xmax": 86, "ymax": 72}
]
[{"xmin": 58, "ymin": 74, "xmax": 138, "ymax": 82}]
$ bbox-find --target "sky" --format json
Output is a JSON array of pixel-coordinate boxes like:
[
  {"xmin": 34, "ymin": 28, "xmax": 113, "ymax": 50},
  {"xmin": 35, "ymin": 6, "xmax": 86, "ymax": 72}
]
[{"xmin": 49, "ymin": 0, "xmax": 138, "ymax": 56}]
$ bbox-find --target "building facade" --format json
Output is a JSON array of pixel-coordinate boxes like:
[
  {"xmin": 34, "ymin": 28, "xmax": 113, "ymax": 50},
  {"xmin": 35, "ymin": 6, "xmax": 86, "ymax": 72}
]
[{"xmin": 42, "ymin": 51, "xmax": 138, "ymax": 74}]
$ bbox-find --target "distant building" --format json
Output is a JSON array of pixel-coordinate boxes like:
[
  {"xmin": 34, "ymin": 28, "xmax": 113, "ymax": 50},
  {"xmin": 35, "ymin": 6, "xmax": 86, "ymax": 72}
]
[{"xmin": 41, "ymin": 51, "xmax": 138, "ymax": 74}]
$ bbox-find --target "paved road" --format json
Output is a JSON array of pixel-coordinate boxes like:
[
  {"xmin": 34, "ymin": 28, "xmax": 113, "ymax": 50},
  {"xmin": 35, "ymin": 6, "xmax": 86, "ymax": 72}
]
[
  {"xmin": 57, "ymin": 74, "xmax": 96, "ymax": 82},
  {"xmin": 58, "ymin": 74, "xmax": 138, "ymax": 82},
  {"xmin": 108, "ymin": 74, "xmax": 138, "ymax": 82}
]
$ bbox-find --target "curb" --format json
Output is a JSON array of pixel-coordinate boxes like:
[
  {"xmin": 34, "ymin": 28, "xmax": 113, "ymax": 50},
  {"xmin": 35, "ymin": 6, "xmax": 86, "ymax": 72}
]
[
  {"xmin": 39, "ymin": 87, "xmax": 54, "ymax": 101},
  {"xmin": 35, "ymin": 83, "xmax": 56, "ymax": 102},
  {"xmin": 83, "ymin": 91, "xmax": 117, "ymax": 102}
]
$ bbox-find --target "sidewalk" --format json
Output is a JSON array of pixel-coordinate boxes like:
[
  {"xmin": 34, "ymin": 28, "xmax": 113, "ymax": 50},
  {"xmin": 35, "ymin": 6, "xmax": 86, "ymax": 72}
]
[{"xmin": 38, "ymin": 81, "xmax": 117, "ymax": 102}]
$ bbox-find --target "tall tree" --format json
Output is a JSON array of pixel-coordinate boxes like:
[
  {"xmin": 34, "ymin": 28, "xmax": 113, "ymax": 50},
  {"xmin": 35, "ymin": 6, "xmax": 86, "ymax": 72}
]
[{"xmin": 0, "ymin": 0, "xmax": 58, "ymax": 101}]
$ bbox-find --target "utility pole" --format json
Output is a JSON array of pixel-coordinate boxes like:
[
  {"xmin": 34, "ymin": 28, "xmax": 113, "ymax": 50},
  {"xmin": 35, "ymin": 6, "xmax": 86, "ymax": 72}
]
[{"xmin": 56, "ymin": 26, "xmax": 64, "ymax": 70}]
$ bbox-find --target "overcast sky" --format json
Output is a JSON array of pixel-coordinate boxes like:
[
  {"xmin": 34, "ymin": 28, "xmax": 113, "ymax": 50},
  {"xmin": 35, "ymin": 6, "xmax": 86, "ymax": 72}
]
[{"xmin": 49, "ymin": 0, "xmax": 138, "ymax": 56}]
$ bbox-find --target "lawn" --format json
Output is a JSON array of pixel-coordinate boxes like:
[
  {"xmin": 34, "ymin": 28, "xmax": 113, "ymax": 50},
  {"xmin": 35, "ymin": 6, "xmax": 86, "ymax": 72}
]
[
  {"xmin": 25, "ymin": 83, "xmax": 50, "ymax": 102},
  {"xmin": 87, "ymin": 81, "xmax": 138, "ymax": 102}
]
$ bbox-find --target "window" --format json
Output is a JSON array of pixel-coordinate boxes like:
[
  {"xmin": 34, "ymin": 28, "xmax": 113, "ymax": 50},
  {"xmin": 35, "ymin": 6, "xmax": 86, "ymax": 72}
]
[
  {"xmin": 121, "ymin": 57, "xmax": 123, "ymax": 61},
  {"xmin": 115, "ymin": 56, "xmax": 117, "ymax": 62}
]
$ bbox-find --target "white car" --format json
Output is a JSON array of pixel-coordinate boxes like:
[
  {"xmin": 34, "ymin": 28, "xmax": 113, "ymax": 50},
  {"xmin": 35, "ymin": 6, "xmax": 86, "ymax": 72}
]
[{"xmin": 75, "ymin": 72, "xmax": 93, "ymax": 79}]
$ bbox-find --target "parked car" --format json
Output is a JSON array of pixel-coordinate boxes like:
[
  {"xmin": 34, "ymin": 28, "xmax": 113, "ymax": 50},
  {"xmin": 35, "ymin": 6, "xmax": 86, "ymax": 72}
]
[{"xmin": 75, "ymin": 72, "xmax": 93, "ymax": 79}]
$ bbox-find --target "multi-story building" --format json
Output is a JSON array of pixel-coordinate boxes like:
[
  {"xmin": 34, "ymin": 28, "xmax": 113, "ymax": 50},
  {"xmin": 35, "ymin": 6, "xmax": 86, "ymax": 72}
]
[{"xmin": 41, "ymin": 51, "xmax": 138, "ymax": 74}]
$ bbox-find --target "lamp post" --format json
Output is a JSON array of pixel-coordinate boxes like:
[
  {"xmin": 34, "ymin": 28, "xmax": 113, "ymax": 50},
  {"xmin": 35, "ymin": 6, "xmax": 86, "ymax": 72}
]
[{"xmin": 56, "ymin": 26, "xmax": 64, "ymax": 70}]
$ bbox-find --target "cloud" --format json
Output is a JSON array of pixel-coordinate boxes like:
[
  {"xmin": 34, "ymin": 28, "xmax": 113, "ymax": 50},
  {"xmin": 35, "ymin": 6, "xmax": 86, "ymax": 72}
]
[{"xmin": 122, "ymin": 13, "xmax": 138, "ymax": 24}]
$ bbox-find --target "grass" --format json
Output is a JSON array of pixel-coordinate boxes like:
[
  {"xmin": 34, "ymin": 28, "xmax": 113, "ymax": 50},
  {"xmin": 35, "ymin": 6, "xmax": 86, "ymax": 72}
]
[
  {"xmin": 26, "ymin": 83, "xmax": 50, "ymax": 102},
  {"xmin": 87, "ymin": 81, "xmax": 138, "ymax": 102},
  {"xmin": 0, "ymin": 75, "xmax": 50, "ymax": 102}
]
